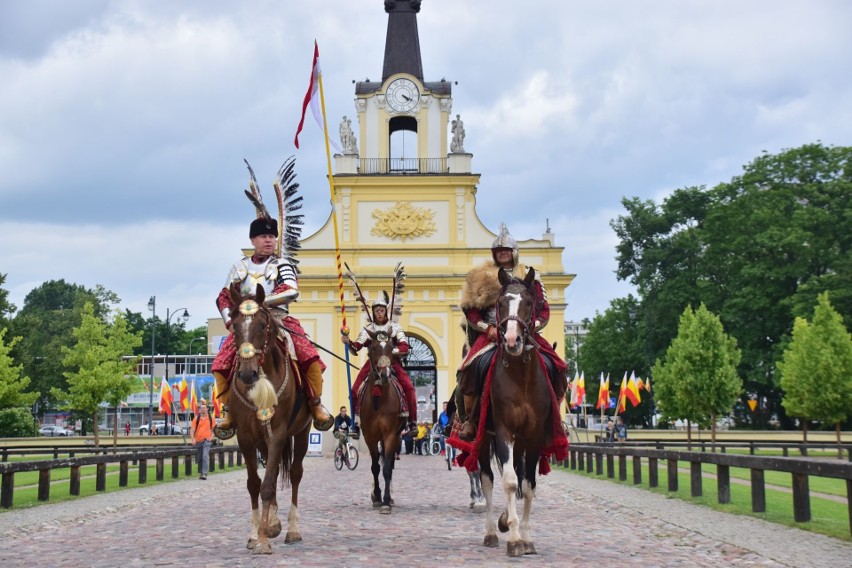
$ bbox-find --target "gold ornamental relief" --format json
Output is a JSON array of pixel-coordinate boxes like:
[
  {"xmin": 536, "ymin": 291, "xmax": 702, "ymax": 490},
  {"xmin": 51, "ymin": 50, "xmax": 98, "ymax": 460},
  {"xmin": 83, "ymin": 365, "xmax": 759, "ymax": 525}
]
[{"xmin": 371, "ymin": 202, "xmax": 437, "ymax": 242}]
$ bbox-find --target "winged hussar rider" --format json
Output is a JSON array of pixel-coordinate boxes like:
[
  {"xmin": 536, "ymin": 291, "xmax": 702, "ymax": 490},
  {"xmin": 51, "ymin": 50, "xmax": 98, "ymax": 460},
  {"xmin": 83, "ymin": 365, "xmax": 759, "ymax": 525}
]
[
  {"xmin": 211, "ymin": 157, "xmax": 334, "ymax": 439},
  {"xmin": 342, "ymin": 264, "xmax": 418, "ymax": 434},
  {"xmin": 456, "ymin": 223, "xmax": 569, "ymax": 441}
]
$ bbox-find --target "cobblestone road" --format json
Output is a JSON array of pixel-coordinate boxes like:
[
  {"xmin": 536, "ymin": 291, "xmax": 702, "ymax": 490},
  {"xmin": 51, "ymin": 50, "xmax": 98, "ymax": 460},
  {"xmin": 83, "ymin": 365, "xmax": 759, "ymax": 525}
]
[{"xmin": 1, "ymin": 449, "xmax": 850, "ymax": 567}]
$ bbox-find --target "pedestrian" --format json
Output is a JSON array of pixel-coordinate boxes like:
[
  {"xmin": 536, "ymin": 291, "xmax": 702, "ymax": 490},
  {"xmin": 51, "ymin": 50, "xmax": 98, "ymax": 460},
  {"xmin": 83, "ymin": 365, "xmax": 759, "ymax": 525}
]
[
  {"xmin": 605, "ymin": 419, "xmax": 615, "ymax": 443},
  {"xmin": 191, "ymin": 401, "xmax": 214, "ymax": 480},
  {"xmin": 333, "ymin": 406, "xmax": 352, "ymax": 454},
  {"xmin": 615, "ymin": 417, "xmax": 627, "ymax": 443},
  {"xmin": 124, "ymin": 421, "xmax": 131, "ymax": 436}
]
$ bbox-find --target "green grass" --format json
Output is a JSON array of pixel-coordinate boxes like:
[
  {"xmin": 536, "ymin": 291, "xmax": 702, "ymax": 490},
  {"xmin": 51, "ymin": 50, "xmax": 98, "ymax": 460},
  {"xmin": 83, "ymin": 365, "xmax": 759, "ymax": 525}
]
[
  {"xmin": 562, "ymin": 459, "xmax": 851, "ymax": 541},
  {"xmin": 1, "ymin": 459, "xmax": 242, "ymax": 510}
]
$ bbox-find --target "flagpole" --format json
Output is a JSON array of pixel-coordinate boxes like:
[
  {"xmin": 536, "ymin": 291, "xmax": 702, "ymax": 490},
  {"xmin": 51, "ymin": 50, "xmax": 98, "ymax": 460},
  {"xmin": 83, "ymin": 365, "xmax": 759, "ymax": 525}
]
[{"xmin": 315, "ymin": 44, "xmax": 355, "ymax": 416}]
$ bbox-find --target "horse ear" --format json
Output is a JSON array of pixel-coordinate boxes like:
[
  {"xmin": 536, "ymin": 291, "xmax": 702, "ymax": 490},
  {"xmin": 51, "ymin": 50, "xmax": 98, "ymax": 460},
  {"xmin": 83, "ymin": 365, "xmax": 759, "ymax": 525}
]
[
  {"xmin": 498, "ymin": 268, "xmax": 513, "ymax": 287},
  {"xmin": 229, "ymin": 282, "xmax": 241, "ymax": 305},
  {"xmin": 255, "ymin": 283, "xmax": 265, "ymax": 304},
  {"xmin": 524, "ymin": 266, "xmax": 536, "ymax": 287}
]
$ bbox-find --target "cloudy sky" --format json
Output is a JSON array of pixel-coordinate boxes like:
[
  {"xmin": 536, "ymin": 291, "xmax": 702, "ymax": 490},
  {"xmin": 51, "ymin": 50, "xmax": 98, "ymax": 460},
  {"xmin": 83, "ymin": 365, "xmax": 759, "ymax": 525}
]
[{"xmin": 2, "ymin": 0, "xmax": 850, "ymax": 331}]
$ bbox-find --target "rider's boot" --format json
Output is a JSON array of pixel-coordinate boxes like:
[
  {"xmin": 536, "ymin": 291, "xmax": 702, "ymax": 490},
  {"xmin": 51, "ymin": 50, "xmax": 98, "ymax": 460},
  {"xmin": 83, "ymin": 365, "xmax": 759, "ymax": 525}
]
[
  {"xmin": 212, "ymin": 371, "xmax": 235, "ymax": 440},
  {"xmin": 305, "ymin": 361, "xmax": 334, "ymax": 431},
  {"xmin": 459, "ymin": 395, "xmax": 478, "ymax": 441}
]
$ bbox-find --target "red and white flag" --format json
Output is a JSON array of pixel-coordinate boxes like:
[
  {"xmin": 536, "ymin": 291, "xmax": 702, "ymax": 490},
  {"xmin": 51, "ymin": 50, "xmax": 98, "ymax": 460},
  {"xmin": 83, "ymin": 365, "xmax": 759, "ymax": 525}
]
[{"xmin": 294, "ymin": 41, "xmax": 341, "ymax": 153}]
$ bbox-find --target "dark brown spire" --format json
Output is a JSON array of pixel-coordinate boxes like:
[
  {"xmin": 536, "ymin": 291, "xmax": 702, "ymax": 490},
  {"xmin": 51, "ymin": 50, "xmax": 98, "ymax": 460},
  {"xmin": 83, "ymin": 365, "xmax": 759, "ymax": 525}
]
[{"xmin": 382, "ymin": 0, "xmax": 423, "ymax": 82}]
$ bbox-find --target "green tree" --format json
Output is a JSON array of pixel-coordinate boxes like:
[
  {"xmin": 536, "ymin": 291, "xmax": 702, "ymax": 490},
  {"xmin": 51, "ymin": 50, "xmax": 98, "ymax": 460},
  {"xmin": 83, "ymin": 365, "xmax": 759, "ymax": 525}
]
[
  {"xmin": 0, "ymin": 328, "xmax": 38, "ymax": 437},
  {"xmin": 652, "ymin": 304, "xmax": 742, "ymax": 444},
  {"xmin": 53, "ymin": 304, "xmax": 142, "ymax": 446},
  {"xmin": 0, "ymin": 273, "xmax": 16, "ymax": 328},
  {"xmin": 9, "ymin": 280, "xmax": 119, "ymax": 411},
  {"xmin": 778, "ymin": 293, "xmax": 852, "ymax": 452}
]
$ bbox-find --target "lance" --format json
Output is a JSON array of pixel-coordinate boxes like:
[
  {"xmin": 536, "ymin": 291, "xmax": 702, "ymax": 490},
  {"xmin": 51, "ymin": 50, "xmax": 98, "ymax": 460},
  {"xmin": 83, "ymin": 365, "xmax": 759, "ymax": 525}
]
[{"xmin": 280, "ymin": 323, "xmax": 361, "ymax": 371}]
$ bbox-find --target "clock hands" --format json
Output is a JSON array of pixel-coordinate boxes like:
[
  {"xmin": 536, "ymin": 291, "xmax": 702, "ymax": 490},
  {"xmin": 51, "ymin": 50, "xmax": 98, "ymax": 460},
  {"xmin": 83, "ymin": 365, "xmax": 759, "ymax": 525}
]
[{"xmin": 401, "ymin": 94, "xmax": 412, "ymax": 102}]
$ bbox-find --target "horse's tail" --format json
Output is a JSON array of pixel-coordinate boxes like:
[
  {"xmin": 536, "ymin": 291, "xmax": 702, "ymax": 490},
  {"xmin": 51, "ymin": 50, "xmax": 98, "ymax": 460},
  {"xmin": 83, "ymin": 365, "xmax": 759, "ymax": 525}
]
[
  {"xmin": 249, "ymin": 375, "xmax": 277, "ymax": 409},
  {"xmin": 279, "ymin": 435, "xmax": 293, "ymax": 490}
]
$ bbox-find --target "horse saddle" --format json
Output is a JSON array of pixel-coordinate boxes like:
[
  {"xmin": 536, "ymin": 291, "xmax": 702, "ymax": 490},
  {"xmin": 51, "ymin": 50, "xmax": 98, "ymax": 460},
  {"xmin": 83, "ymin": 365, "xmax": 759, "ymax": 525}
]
[{"xmin": 356, "ymin": 375, "xmax": 410, "ymax": 418}]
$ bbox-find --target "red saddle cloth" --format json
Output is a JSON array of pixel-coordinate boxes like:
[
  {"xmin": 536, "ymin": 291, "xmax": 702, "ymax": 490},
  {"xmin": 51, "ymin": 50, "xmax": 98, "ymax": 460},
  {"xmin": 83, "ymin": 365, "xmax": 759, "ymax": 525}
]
[
  {"xmin": 448, "ymin": 351, "xmax": 569, "ymax": 475},
  {"xmin": 356, "ymin": 376, "xmax": 410, "ymax": 419}
]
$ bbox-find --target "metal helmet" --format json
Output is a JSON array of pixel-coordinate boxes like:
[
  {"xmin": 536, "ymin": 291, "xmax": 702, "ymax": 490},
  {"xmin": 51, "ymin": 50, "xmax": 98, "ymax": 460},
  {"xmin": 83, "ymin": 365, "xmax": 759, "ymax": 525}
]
[
  {"xmin": 371, "ymin": 290, "xmax": 390, "ymax": 309},
  {"xmin": 491, "ymin": 223, "xmax": 519, "ymax": 267}
]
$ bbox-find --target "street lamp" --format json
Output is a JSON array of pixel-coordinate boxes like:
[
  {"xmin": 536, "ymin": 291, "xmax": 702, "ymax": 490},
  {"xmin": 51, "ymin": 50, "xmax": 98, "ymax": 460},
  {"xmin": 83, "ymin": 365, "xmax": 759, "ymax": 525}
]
[
  {"xmin": 147, "ymin": 296, "xmax": 156, "ymax": 434},
  {"xmin": 164, "ymin": 307, "xmax": 190, "ymax": 433}
]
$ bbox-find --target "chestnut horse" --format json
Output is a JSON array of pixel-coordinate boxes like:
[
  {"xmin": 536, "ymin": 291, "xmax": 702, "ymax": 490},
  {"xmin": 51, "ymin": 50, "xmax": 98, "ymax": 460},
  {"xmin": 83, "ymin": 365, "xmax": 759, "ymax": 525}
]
[
  {"xmin": 228, "ymin": 284, "xmax": 312, "ymax": 554},
  {"xmin": 478, "ymin": 267, "xmax": 555, "ymax": 557},
  {"xmin": 358, "ymin": 329, "xmax": 405, "ymax": 513}
]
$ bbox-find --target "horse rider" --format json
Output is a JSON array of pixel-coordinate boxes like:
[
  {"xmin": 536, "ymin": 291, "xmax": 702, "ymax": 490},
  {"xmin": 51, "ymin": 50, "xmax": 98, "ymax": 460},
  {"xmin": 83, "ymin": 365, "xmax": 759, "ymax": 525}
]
[
  {"xmin": 456, "ymin": 223, "xmax": 569, "ymax": 441},
  {"xmin": 211, "ymin": 215, "xmax": 334, "ymax": 439},
  {"xmin": 342, "ymin": 294, "xmax": 418, "ymax": 434}
]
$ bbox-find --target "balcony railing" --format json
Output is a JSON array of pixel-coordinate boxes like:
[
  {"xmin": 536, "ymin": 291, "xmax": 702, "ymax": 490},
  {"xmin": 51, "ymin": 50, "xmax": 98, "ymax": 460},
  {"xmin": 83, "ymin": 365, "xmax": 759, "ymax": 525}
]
[{"xmin": 358, "ymin": 158, "xmax": 447, "ymax": 174}]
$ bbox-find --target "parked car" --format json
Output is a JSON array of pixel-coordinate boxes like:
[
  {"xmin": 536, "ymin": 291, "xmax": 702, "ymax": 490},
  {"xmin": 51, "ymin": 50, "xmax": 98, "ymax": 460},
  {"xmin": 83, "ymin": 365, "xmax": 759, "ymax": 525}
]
[
  {"xmin": 139, "ymin": 421, "xmax": 182, "ymax": 435},
  {"xmin": 39, "ymin": 425, "xmax": 74, "ymax": 437}
]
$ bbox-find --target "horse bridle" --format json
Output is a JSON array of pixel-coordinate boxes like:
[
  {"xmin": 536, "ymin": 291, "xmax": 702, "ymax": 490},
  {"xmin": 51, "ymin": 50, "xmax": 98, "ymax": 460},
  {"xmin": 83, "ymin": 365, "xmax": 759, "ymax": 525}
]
[
  {"xmin": 368, "ymin": 331, "xmax": 393, "ymax": 386},
  {"xmin": 495, "ymin": 282, "xmax": 535, "ymax": 360}
]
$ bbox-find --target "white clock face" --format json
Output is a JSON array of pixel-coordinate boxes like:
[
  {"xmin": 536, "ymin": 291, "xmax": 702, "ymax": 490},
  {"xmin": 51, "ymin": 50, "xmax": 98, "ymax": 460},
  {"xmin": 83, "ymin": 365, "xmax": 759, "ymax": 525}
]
[{"xmin": 386, "ymin": 78, "xmax": 420, "ymax": 112}]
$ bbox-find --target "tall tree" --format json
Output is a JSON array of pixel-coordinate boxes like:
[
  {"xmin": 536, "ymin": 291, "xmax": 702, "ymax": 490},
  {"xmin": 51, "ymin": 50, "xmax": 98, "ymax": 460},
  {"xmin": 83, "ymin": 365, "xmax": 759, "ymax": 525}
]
[
  {"xmin": 53, "ymin": 304, "xmax": 142, "ymax": 446},
  {"xmin": 0, "ymin": 329, "xmax": 37, "ymax": 409},
  {"xmin": 0, "ymin": 273, "xmax": 16, "ymax": 328},
  {"xmin": 652, "ymin": 304, "xmax": 742, "ymax": 443},
  {"xmin": 9, "ymin": 280, "xmax": 119, "ymax": 411},
  {"xmin": 777, "ymin": 293, "xmax": 852, "ymax": 452}
]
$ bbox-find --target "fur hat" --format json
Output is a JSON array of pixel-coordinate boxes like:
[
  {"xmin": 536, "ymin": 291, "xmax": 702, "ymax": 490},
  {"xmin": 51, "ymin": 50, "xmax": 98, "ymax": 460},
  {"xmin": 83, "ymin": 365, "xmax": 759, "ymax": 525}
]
[{"xmin": 249, "ymin": 217, "xmax": 278, "ymax": 239}]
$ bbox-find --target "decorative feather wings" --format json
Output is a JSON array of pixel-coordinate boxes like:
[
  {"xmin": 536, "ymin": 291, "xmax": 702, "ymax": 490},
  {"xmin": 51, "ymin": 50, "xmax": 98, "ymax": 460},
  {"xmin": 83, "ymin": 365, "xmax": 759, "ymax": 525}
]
[
  {"xmin": 344, "ymin": 262, "xmax": 372, "ymax": 324},
  {"xmin": 388, "ymin": 262, "xmax": 406, "ymax": 323},
  {"xmin": 243, "ymin": 156, "xmax": 303, "ymax": 271}
]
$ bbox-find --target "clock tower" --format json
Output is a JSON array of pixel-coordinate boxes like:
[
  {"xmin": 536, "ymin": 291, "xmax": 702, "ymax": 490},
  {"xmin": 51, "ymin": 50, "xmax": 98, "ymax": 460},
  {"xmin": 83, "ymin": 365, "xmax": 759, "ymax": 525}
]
[{"xmin": 248, "ymin": 0, "xmax": 573, "ymax": 424}]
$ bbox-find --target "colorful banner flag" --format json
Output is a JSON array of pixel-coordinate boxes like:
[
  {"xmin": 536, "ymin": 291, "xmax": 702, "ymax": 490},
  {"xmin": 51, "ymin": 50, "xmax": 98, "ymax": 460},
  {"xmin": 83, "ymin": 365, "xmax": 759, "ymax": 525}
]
[
  {"xmin": 294, "ymin": 41, "xmax": 341, "ymax": 152},
  {"xmin": 595, "ymin": 372, "xmax": 610, "ymax": 410},
  {"xmin": 158, "ymin": 376, "xmax": 173, "ymax": 415},
  {"xmin": 179, "ymin": 377, "xmax": 189, "ymax": 411},
  {"xmin": 190, "ymin": 378, "xmax": 198, "ymax": 415},
  {"xmin": 577, "ymin": 371, "xmax": 586, "ymax": 406},
  {"xmin": 625, "ymin": 371, "xmax": 642, "ymax": 407}
]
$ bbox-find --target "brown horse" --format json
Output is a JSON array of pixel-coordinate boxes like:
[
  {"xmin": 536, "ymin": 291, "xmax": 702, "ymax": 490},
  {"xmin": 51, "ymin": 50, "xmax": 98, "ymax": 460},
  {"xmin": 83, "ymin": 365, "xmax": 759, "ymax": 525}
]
[
  {"xmin": 228, "ymin": 283, "xmax": 312, "ymax": 554},
  {"xmin": 358, "ymin": 328, "xmax": 405, "ymax": 513},
  {"xmin": 478, "ymin": 267, "xmax": 556, "ymax": 557}
]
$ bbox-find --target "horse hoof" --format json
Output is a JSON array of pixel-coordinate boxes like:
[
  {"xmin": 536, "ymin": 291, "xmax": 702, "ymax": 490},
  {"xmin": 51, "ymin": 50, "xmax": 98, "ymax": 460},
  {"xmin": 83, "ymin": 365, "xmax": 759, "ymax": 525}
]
[
  {"xmin": 497, "ymin": 511, "xmax": 509, "ymax": 533},
  {"xmin": 507, "ymin": 541, "xmax": 524, "ymax": 557},
  {"xmin": 484, "ymin": 534, "xmax": 499, "ymax": 548},
  {"xmin": 472, "ymin": 503, "xmax": 486, "ymax": 514},
  {"xmin": 267, "ymin": 522, "xmax": 282, "ymax": 539},
  {"xmin": 252, "ymin": 541, "xmax": 273, "ymax": 555},
  {"xmin": 524, "ymin": 542, "xmax": 537, "ymax": 555},
  {"xmin": 380, "ymin": 505, "xmax": 392, "ymax": 514},
  {"xmin": 284, "ymin": 531, "xmax": 302, "ymax": 544},
  {"xmin": 389, "ymin": 498, "xmax": 395, "ymax": 506},
  {"xmin": 246, "ymin": 538, "xmax": 257, "ymax": 550}
]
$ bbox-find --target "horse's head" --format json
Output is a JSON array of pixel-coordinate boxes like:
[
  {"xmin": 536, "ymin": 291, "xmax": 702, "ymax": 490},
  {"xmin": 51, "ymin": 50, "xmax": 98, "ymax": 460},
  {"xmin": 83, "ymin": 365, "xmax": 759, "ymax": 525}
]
[
  {"xmin": 496, "ymin": 267, "xmax": 536, "ymax": 357},
  {"xmin": 366, "ymin": 328, "xmax": 394, "ymax": 385},
  {"xmin": 229, "ymin": 283, "xmax": 276, "ymax": 387}
]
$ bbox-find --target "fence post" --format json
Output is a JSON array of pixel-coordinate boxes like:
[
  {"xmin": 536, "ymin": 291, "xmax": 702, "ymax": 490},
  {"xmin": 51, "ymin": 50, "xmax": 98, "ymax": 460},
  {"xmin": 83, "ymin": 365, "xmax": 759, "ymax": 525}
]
[
  {"xmin": 156, "ymin": 457, "xmax": 164, "ymax": 481},
  {"xmin": 751, "ymin": 468, "xmax": 765, "ymax": 512},
  {"xmin": 139, "ymin": 458, "xmax": 148, "ymax": 484},
  {"xmin": 618, "ymin": 455, "xmax": 627, "ymax": 481},
  {"xmin": 606, "ymin": 454, "xmax": 615, "ymax": 478},
  {"xmin": 569, "ymin": 450, "xmax": 576, "ymax": 470},
  {"xmin": 717, "ymin": 464, "xmax": 730, "ymax": 504},
  {"xmin": 1, "ymin": 472, "xmax": 14, "ymax": 508},
  {"xmin": 690, "ymin": 462, "xmax": 702, "ymax": 497},
  {"xmin": 184, "ymin": 454, "xmax": 193, "ymax": 477},
  {"xmin": 586, "ymin": 451, "xmax": 594, "ymax": 474},
  {"xmin": 595, "ymin": 453, "xmax": 603, "ymax": 475},
  {"xmin": 667, "ymin": 459, "xmax": 678, "ymax": 492},
  {"xmin": 631, "ymin": 456, "xmax": 642, "ymax": 484},
  {"xmin": 119, "ymin": 460, "xmax": 129, "ymax": 487},
  {"xmin": 96, "ymin": 463, "xmax": 107, "ymax": 492},
  {"xmin": 172, "ymin": 456, "xmax": 180, "ymax": 479},
  {"xmin": 70, "ymin": 465, "xmax": 81, "ymax": 495},
  {"xmin": 38, "ymin": 469, "xmax": 51, "ymax": 501},
  {"xmin": 791, "ymin": 472, "xmax": 811, "ymax": 522},
  {"xmin": 577, "ymin": 451, "xmax": 585, "ymax": 471},
  {"xmin": 649, "ymin": 457, "xmax": 658, "ymax": 488}
]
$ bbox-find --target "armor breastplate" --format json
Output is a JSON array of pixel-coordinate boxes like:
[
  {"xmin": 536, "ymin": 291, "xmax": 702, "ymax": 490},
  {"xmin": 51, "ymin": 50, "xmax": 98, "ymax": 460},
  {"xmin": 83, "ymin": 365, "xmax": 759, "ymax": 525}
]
[{"xmin": 227, "ymin": 256, "xmax": 278, "ymax": 296}]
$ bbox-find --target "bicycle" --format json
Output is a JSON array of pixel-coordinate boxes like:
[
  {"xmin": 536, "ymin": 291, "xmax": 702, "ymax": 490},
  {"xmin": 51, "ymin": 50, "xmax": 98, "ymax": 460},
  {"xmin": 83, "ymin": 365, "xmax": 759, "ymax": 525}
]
[{"xmin": 333, "ymin": 431, "xmax": 359, "ymax": 471}]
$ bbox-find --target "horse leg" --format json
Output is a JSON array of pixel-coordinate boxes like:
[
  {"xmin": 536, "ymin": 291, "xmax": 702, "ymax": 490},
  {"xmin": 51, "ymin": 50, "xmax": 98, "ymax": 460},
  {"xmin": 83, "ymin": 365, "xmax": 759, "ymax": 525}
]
[
  {"xmin": 520, "ymin": 459, "xmax": 538, "ymax": 555},
  {"xmin": 480, "ymin": 453, "xmax": 498, "ymax": 548},
  {"xmin": 370, "ymin": 447, "xmax": 382, "ymax": 507},
  {"xmin": 380, "ymin": 436, "xmax": 398, "ymax": 513},
  {"xmin": 239, "ymin": 439, "xmax": 262, "ymax": 551},
  {"xmin": 497, "ymin": 439, "xmax": 524, "ymax": 557},
  {"xmin": 253, "ymin": 442, "xmax": 283, "ymax": 555},
  {"xmin": 285, "ymin": 427, "xmax": 309, "ymax": 544}
]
